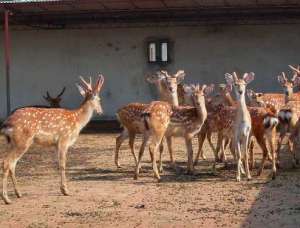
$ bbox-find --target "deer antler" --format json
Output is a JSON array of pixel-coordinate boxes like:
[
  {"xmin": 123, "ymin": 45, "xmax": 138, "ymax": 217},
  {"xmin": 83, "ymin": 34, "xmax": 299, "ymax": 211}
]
[
  {"xmin": 289, "ymin": 65, "xmax": 300, "ymax": 74},
  {"xmin": 233, "ymin": 72, "xmax": 238, "ymax": 81},
  {"xmin": 94, "ymin": 74, "xmax": 104, "ymax": 93},
  {"xmin": 79, "ymin": 76, "xmax": 93, "ymax": 91},
  {"xmin": 159, "ymin": 70, "xmax": 169, "ymax": 78},
  {"xmin": 281, "ymin": 72, "xmax": 288, "ymax": 83},
  {"xmin": 57, "ymin": 87, "xmax": 66, "ymax": 98}
]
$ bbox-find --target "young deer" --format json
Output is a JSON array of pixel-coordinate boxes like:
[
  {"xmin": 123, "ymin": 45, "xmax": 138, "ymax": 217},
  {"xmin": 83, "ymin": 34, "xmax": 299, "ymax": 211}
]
[
  {"xmin": 0, "ymin": 75, "xmax": 104, "ymax": 204},
  {"xmin": 134, "ymin": 84, "xmax": 214, "ymax": 180},
  {"xmin": 225, "ymin": 72, "xmax": 254, "ymax": 181},
  {"xmin": 43, "ymin": 87, "xmax": 66, "ymax": 108},
  {"xmin": 115, "ymin": 70, "xmax": 185, "ymax": 168},
  {"xmin": 193, "ymin": 83, "xmax": 234, "ymax": 163}
]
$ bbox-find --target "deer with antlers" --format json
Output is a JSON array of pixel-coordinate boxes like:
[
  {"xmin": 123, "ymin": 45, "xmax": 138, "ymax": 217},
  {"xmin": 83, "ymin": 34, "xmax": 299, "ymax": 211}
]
[
  {"xmin": 114, "ymin": 70, "xmax": 185, "ymax": 168},
  {"xmin": 43, "ymin": 87, "xmax": 66, "ymax": 108},
  {"xmin": 0, "ymin": 75, "xmax": 104, "ymax": 204},
  {"xmin": 134, "ymin": 84, "xmax": 214, "ymax": 180}
]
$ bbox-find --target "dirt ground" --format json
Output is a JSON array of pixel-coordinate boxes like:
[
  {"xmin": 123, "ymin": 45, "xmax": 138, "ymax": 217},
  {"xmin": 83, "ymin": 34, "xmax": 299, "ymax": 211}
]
[{"xmin": 0, "ymin": 133, "xmax": 300, "ymax": 228}]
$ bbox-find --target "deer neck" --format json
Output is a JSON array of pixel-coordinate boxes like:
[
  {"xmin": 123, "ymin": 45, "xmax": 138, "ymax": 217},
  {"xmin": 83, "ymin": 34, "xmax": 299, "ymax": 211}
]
[
  {"xmin": 157, "ymin": 82, "xmax": 179, "ymax": 107},
  {"xmin": 285, "ymin": 91, "xmax": 293, "ymax": 103},
  {"xmin": 194, "ymin": 101, "xmax": 207, "ymax": 124},
  {"xmin": 236, "ymin": 93, "xmax": 249, "ymax": 119},
  {"xmin": 74, "ymin": 99, "xmax": 94, "ymax": 131}
]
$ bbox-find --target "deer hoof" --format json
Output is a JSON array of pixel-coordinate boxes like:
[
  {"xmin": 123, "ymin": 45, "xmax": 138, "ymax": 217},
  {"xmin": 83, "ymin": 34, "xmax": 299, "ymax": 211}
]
[
  {"xmin": 115, "ymin": 161, "xmax": 121, "ymax": 168},
  {"xmin": 61, "ymin": 187, "xmax": 71, "ymax": 196},
  {"xmin": 272, "ymin": 173, "xmax": 276, "ymax": 180},
  {"xmin": 201, "ymin": 155, "xmax": 207, "ymax": 160},
  {"xmin": 159, "ymin": 167, "xmax": 164, "ymax": 174},
  {"xmin": 186, "ymin": 170, "xmax": 194, "ymax": 175},
  {"xmin": 2, "ymin": 195, "xmax": 12, "ymax": 205},
  {"xmin": 15, "ymin": 191, "xmax": 22, "ymax": 198}
]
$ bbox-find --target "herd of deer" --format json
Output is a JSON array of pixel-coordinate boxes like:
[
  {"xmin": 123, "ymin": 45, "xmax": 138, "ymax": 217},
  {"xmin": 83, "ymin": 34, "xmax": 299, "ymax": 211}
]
[{"xmin": 1, "ymin": 65, "xmax": 300, "ymax": 204}]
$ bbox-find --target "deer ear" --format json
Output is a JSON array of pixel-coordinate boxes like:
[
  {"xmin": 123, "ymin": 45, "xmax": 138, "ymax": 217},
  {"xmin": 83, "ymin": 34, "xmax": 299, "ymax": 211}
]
[
  {"xmin": 76, "ymin": 84, "xmax": 86, "ymax": 97},
  {"xmin": 225, "ymin": 84, "xmax": 232, "ymax": 93},
  {"xmin": 225, "ymin": 73, "xmax": 234, "ymax": 85},
  {"xmin": 243, "ymin": 72, "xmax": 255, "ymax": 84},
  {"xmin": 174, "ymin": 70, "xmax": 185, "ymax": 84},
  {"xmin": 293, "ymin": 76, "xmax": 300, "ymax": 87},
  {"xmin": 204, "ymin": 84, "xmax": 214, "ymax": 96}
]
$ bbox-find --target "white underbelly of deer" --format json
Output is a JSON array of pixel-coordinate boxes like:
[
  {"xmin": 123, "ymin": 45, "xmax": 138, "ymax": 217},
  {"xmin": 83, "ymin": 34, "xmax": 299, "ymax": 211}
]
[{"xmin": 166, "ymin": 121, "xmax": 204, "ymax": 137}]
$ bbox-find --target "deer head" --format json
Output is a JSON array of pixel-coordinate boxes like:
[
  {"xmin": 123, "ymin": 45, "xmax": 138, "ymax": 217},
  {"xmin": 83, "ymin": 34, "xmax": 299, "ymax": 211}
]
[
  {"xmin": 184, "ymin": 84, "xmax": 214, "ymax": 108},
  {"xmin": 147, "ymin": 70, "xmax": 186, "ymax": 106},
  {"xmin": 277, "ymin": 71, "xmax": 298, "ymax": 97},
  {"xmin": 217, "ymin": 83, "xmax": 232, "ymax": 96},
  {"xmin": 147, "ymin": 70, "xmax": 185, "ymax": 92},
  {"xmin": 43, "ymin": 87, "xmax": 66, "ymax": 108},
  {"xmin": 225, "ymin": 72, "xmax": 254, "ymax": 101},
  {"xmin": 76, "ymin": 75, "xmax": 104, "ymax": 115},
  {"xmin": 246, "ymin": 89, "xmax": 265, "ymax": 107}
]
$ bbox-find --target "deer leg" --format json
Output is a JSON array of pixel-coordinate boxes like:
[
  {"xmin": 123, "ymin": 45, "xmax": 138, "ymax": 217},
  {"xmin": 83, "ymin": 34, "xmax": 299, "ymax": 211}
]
[
  {"xmin": 185, "ymin": 137, "xmax": 194, "ymax": 175},
  {"xmin": 266, "ymin": 131, "xmax": 277, "ymax": 179},
  {"xmin": 115, "ymin": 129, "xmax": 129, "ymax": 168},
  {"xmin": 134, "ymin": 133, "xmax": 149, "ymax": 180},
  {"xmin": 128, "ymin": 132, "xmax": 138, "ymax": 167},
  {"xmin": 256, "ymin": 137, "xmax": 269, "ymax": 177},
  {"xmin": 286, "ymin": 139, "xmax": 297, "ymax": 168},
  {"xmin": 2, "ymin": 158, "xmax": 11, "ymax": 204},
  {"xmin": 194, "ymin": 130, "xmax": 206, "ymax": 166},
  {"xmin": 58, "ymin": 141, "xmax": 70, "ymax": 196},
  {"xmin": 158, "ymin": 140, "xmax": 164, "ymax": 173},
  {"xmin": 248, "ymin": 137, "xmax": 255, "ymax": 170},
  {"xmin": 2, "ymin": 141, "xmax": 31, "ymax": 204},
  {"xmin": 220, "ymin": 137, "xmax": 226, "ymax": 162},
  {"xmin": 166, "ymin": 136, "xmax": 177, "ymax": 169},
  {"xmin": 243, "ymin": 136, "xmax": 251, "ymax": 181},
  {"xmin": 235, "ymin": 141, "xmax": 242, "ymax": 182},
  {"xmin": 149, "ymin": 134, "xmax": 164, "ymax": 181}
]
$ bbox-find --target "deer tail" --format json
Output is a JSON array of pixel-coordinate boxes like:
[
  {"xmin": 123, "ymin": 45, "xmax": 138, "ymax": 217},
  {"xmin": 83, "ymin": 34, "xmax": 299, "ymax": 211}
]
[
  {"xmin": 0, "ymin": 123, "xmax": 12, "ymax": 144},
  {"xmin": 263, "ymin": 114, "xmax": 279, "ymax": 130},
  {"xmin": 141, "ymin": 112, "xmax": 151, "ymax": 131}
]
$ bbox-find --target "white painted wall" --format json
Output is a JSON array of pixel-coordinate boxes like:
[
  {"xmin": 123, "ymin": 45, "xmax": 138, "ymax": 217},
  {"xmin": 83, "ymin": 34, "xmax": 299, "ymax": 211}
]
[{"xmin": 0, "ymin": 24, "xmax": 299, "ymax": 120}]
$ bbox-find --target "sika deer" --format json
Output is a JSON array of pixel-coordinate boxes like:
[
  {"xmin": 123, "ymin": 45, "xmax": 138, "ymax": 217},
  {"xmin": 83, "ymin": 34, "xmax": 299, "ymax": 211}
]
[
  {"xmin": 193, "ymin": 83, "xmax": 234, "ymax": 164},
  {"xmin": 134, "ymin": 84, "xmax": 214, "ymax": 180},
  {"xmin": 225, "ymin": 72, "xmax": 254, "ymax": 181},
  {"xmin": 114, "ymin": 70, "xmax": 185, "ymax": 168},
  {"xmin": 276, "ymin": 72, "xmax": 300, "ymax": 167},
  {"xmin": 43, "ymin": 87, "xmax": 66, "ymax": 108},
  {"xmin": 0, "ymin": 75, "xmax": 104, "ymax": 204}
]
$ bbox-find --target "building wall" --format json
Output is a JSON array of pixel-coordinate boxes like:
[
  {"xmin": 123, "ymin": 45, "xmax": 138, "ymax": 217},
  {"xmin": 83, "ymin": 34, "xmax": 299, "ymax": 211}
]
[{"xmin": 0, "ymin": 24, "xmax": 299, "ymax": 120}]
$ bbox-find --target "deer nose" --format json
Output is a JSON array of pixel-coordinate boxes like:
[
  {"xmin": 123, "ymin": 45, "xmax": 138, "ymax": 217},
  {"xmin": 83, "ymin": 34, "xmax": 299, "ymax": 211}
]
[
  {"xmin": 238, "ymin": 90, "xmax": 243, "ymax": 95},
  {"xmin": 285, "ymin": 91, "xmax": 289, "ymax": 96}
]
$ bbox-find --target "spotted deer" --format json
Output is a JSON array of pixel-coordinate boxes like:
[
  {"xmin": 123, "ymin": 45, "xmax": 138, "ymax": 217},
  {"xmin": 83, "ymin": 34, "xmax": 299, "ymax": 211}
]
[
  {"xmin": 193, "ymin": 83, "xmax": 235, "ymax": 163},
  {"xmin": 43, "ymin": 87, "xmax": 66, "ymax": 108},
  {"xmin": 134, "ymin": 84, "xmax": 214, "ymax": 180},
  {"xmin": 277, "ymin": 72, "xmax": 300, "ymax": 167},
  {"xmin": 115, "ymin": 70, "xmax": 185, "ymax": 168},
  {"xmin": 0, "ymin": 75, "xmax": 104, "ymax": 204}
]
